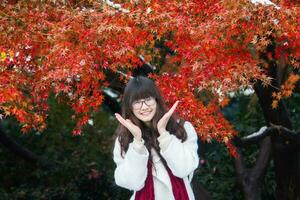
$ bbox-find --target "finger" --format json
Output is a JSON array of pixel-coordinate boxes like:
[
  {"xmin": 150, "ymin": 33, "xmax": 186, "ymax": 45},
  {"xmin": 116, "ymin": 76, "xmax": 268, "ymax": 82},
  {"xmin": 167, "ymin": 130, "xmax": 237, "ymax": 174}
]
[
  {"xmin": 115, "ymin": 115, "xmax": 126, "ymax": 125},
  {"xmin": 166, "ymin": 100, "xmax": 179, "ymax": 117},
  {"xmin": 126, "ymin": 119, "xmax": 133, "ymax": 125},
  {"xmin": 126, "ymin": 119, "xmax": 139, "ymax": 128},
  {"xmin": 159, "ymin": 101, "xmax": 179, "ymax": 123},
  {"xmin": 115, "ymin": 113, "xmax": 129, "ymax": 127}
]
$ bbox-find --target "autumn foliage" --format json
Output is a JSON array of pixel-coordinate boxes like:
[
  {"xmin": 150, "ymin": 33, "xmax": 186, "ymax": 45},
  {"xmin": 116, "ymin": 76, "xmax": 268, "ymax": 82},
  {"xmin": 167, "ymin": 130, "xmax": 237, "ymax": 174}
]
[{"xmin": 0, "ymin": 0, "xmax": 299, "ymax": 155}]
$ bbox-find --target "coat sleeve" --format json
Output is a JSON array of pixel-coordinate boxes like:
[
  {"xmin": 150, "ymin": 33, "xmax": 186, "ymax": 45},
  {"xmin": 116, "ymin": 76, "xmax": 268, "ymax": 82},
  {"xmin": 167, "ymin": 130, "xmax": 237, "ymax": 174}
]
[
  {"xmin": 113, "ymin": 137, "xmax": 149, "ymax": 191},
  {"xmin": 157, "ymin": 121, "xmax": 199, "ymax": 178}
]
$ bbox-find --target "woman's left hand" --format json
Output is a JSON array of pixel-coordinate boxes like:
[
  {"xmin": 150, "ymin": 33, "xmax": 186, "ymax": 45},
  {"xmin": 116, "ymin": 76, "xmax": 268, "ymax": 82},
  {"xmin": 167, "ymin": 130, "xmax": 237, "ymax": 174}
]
[{"xmin": 157, "ymin": 100, "xmax": 179, "ymax": 135}]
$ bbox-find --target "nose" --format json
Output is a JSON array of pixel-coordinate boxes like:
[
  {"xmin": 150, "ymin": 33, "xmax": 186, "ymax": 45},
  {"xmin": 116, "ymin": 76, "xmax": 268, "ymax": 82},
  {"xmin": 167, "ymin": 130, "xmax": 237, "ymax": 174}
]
[{"xmin": 140, "ymin": 101, "xmax": 149, "ymax": 110}]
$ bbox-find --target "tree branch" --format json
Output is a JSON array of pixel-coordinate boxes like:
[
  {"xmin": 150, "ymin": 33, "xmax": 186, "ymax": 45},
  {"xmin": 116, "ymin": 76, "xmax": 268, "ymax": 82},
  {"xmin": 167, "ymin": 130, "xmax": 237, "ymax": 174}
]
[{"xmin": 233, "ymin": 125, "xmax": 300, "ymax": 148}]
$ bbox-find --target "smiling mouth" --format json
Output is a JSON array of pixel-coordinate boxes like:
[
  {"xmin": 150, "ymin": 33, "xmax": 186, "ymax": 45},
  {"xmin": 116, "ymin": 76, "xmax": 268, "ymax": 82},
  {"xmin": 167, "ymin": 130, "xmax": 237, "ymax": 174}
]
[{"xmin": 141, "ymin": 111, "xmax": 151, "ymax": 116}]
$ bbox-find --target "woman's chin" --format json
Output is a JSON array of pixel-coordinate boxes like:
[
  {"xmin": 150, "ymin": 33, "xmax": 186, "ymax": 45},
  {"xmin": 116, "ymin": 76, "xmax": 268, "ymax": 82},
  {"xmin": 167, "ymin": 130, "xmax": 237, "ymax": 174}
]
[
  {"xmin": 140, "ymin": 117, "xmax": 152, "ymax": 122},
  {"xmin": 138, "ymin": 115, "xmax": 154, "ymax": 123}
]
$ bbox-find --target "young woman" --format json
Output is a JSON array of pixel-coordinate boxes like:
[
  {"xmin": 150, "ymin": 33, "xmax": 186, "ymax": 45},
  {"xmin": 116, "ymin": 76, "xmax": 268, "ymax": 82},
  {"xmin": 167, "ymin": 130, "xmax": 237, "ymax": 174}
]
[{"xmin": 113, "ymin": 76, "xmax": 199, "ymax": 200}]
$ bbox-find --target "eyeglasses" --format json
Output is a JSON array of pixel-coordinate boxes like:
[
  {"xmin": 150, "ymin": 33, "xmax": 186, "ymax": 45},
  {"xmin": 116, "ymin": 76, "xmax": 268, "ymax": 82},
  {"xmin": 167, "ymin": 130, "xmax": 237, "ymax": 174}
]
[{"xmin": 132, "ymin": 96, "xmax": 156, "ymax": 110}]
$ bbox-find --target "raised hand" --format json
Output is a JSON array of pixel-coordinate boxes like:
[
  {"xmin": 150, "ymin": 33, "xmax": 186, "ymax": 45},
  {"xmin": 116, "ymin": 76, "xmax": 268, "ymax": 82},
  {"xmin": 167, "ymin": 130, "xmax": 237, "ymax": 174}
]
[
  {"xmin": 157, "ymin": 101, "xmax": 179, "ymax": 135},
  {"xmin": 114, "ymin": 113, "xmax": 142, "ymax": 140}
]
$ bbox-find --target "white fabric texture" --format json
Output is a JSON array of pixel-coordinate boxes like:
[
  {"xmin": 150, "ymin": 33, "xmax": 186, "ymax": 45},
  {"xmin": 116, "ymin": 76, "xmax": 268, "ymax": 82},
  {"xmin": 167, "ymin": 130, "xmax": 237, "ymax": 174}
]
[{"xmin": 113, "ymin": 121, "xmax": 199, "ymax": 200}]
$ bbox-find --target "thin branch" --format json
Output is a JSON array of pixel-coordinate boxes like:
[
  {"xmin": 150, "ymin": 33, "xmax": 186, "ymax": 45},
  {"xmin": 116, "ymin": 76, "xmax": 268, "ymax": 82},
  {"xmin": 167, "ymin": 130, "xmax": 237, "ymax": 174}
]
[
  {"xmin": 233, "ymin": 126, "xmax": 274, "ymax": 146},
  {"xmin": 270, "ymin": 123, "xmax": 300, "ymax": 137},
  {"xmin": 233, "ymin": 124, "xmax": 299, "ymax": 147},
  {"xmin": 244, "ymin": 126, "xmax": 268, "ymax": 140}
]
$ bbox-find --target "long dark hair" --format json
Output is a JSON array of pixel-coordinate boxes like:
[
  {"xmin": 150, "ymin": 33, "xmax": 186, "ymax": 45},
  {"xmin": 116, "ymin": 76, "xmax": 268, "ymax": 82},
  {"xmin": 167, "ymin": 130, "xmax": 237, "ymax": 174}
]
[{"xmin": 115, "ymin": 76, "xmax": 187, "ymax": 163}]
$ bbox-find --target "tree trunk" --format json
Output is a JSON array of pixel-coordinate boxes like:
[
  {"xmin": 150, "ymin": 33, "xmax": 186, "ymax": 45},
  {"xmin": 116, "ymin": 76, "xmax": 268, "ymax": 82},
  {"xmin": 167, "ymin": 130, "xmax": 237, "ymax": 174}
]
[
  {"xmin": 233, "ymin": 132, "xmax": 272, "ymax": 200},
  {"xmin": 253, "ymin": 60, "xmax": 300, "ymax": 199}
]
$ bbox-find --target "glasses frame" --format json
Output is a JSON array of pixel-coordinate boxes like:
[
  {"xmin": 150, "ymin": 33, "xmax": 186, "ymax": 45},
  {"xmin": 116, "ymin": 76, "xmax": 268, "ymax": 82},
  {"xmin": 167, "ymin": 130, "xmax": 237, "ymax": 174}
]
[{"xmin": 132, "ymin": 96, "xmax": 156, "ymax": 111}]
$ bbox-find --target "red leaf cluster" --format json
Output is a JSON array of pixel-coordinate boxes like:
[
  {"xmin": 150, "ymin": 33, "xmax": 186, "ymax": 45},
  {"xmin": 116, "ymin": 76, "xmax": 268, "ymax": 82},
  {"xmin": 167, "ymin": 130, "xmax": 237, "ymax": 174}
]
[{"xmin": 0, "ymin": 0, "xmax": 299, "ymax": 155}]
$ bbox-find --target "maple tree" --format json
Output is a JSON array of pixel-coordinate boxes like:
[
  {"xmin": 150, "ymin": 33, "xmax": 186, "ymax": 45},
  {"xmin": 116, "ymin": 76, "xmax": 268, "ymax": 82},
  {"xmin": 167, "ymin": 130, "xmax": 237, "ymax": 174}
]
[{"xmin": 0, "ymin": 0, "xmax": 299, "ymax": 199}]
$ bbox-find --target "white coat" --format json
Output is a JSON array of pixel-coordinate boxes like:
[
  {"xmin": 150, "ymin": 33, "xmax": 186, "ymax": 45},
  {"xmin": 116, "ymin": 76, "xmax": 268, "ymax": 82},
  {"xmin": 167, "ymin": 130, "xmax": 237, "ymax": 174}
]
[{"xmin": 113, "ymin": 121, "xmax": 199, "ymax": 200}]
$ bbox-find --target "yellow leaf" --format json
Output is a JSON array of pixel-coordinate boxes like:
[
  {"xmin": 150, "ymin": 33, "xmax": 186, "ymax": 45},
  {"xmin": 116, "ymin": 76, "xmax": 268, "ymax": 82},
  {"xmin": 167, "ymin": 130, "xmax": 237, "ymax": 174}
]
[
  {"xmin": 223, "ymin": 136, "xmax": 229, "ymax": 143},
  {"xmin": 271, "ymin": 100, "xmax": 278, "ymax": 109},
  {"xmin": 4, "ymin": 109, "xmax": 11, "ymax": 116},
  {"xmin": 0, "ymin": 52, "xmax": 7, "ymax": 61}
]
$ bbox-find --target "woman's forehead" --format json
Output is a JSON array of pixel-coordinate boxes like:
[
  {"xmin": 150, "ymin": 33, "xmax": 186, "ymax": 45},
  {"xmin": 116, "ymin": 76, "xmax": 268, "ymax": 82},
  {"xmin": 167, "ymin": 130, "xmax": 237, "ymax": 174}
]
[
  {"xmin": 132, "ymin": 94, "xmax": 152, "ymax": 101},
  {"xmin": 128, "ymin": 84, "xmax": 157, "ymax": 102}
]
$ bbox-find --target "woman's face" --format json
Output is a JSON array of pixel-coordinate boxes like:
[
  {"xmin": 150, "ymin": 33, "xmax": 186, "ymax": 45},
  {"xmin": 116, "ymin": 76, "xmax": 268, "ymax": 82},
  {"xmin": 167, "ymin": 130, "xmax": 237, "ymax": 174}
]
[{"xmin": 132, "ymin": 96, "xmax": 157, "ymax": 123}]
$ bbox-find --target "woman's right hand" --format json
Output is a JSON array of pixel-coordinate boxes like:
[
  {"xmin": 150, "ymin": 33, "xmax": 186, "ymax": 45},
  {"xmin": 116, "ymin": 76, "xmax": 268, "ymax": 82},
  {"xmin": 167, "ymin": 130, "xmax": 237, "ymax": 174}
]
[{"xmin": 115, "ymin": 113, "xmax": 142, "ymax": 141}]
